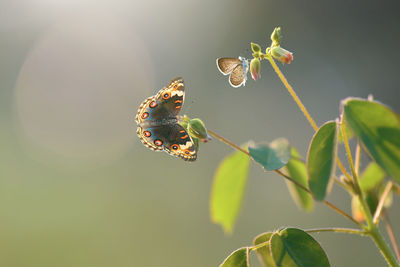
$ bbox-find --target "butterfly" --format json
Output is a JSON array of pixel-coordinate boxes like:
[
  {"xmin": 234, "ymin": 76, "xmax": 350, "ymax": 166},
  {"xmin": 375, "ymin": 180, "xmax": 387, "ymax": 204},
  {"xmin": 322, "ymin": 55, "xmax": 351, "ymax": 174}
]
[
  {"xmin": 135, "ymin": 77, "xmax": 197, "ymax": 161},
  {"xmin": 216, "ymin": 57, "xmax": 249, "ymax": 87}
]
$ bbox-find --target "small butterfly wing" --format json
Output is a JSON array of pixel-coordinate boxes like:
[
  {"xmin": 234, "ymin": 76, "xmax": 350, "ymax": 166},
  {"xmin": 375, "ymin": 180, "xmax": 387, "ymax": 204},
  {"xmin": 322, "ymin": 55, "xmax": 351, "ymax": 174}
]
[
  {"xmin": 136, "ymin": 96, "xmax": 156, "ymax": 124},
  {"xmin": 229, "ymin": 63, "xmax": 247, "ymax": 87},
  {"xmin": 216, "ymin": 58, "xmax": 241, "ymax": 75},
  {"xmin": 137, "ymin": 123, "xmax": 197, "ymax": 161},
  {"xmin": 136, "ymin": 77, "xmax": 185, "ymax": 125},
  {"xmin": 136, "ymin": 125, "xmax": 163, "ymax": 151},
  {"xmin": 154, "ymin": 77, "xmax": 185, "ymax": 117}
]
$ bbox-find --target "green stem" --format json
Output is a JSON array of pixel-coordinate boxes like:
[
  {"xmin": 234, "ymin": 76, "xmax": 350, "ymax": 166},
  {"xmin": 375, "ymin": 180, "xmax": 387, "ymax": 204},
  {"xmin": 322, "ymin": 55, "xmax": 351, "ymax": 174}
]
[
  {"xmin": 369, "ymin": 226, "xmax": 400, "ymax": 267},
  {"xmin": 383, "ymin": 213, "xmax": 400, "ymax": 262},
  {"xmin": 305, "ymin": 227, "xmax": 367, "ymax": 236},
  {"xmin": 266, "ymin": 54, "xmax": 399, "ymax": 266},
  {"xmin": 250, "ymin": 227, "xmax": 367, "ymax": 251},
  {"xmin": 341, "ymin": 120, "xmax": 399, "ymax": 267}
]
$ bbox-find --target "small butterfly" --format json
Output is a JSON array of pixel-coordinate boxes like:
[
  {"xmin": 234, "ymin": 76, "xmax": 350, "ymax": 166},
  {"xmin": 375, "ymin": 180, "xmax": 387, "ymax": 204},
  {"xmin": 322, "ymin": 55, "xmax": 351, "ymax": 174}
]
[
  {"xmin": 135, "ymin": 77, "xmax": 197, "ymax": 161},
  {"xmin": 216, "ymin": 57, "xmax": 249, "ymax": 87}
]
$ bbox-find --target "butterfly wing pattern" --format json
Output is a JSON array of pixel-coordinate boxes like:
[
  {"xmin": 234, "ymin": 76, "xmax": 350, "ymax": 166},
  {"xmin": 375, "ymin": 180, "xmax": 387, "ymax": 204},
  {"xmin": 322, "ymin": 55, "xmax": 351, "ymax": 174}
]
[
  {"xmin": 216, "ymin": 57, "xmax": 248, "ymax": 88},
  {"xmin": 136, "ymin": 77, "xmax": 197, "ymax": 161}
]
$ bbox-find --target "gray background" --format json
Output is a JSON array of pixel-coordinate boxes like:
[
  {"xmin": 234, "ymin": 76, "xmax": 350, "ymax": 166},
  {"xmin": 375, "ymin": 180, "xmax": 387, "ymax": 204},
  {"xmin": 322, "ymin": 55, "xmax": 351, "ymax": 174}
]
[{"xmin": 1, "ymin": 0, "xmax": 399, "ymax": 266}]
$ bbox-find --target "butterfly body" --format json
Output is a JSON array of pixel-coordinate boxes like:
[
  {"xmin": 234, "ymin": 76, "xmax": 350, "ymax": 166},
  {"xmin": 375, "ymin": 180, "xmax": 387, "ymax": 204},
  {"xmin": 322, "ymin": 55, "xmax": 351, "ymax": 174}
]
[
  {"xmin": 216, "ymin": 57, "xmax": 249, "ymax": 87},
  {"xmin": 136, "ymin": 77, "xmax": 197, "ymax": 161}
]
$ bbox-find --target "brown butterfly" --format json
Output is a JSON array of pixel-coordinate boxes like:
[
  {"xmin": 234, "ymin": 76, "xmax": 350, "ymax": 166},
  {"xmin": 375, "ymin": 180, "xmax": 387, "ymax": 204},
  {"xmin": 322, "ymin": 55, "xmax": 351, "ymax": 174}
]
[
  {"xmin": 216, "ymin": 57, "xmax": 249, "ymax": 87},
  {"xmin": 136, "ymin": 77, "xmax": 197, "ymax": 161}
]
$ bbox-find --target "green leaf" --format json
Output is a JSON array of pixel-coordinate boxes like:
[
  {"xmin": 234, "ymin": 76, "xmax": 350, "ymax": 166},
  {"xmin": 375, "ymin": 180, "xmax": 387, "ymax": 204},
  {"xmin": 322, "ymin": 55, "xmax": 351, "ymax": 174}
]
[
  {"xmin": 307, "ymin": 121, "xmax": 338, "ymax": 201},
  {"xmin": 220, "ymin": 247, "xmax": 250, "ymax": 267},
  {"xmin": 282, "ymin": 148, "xmax": 314, "ymax": 211},
  {"xmin": 359, "ymin": 162, "xmax": 386, "ymax": 192},
  {"xmin": 270, "ymin": 228, "xmax": 330, "ymax": 267},
  {"xmin": 248, "ymin": 138, "xmax": 291, "ymax": 171},
  {"xmin": 343, "ymin": 98, "xmax": 400, "ymax": 183},
  {"xmin": 337, "ymin": 121, "xmax": 354, "ymax": 143},
  {"xmin": 253, "ymin": 232, "xmax": 276, "ymax": 267},
  {"xmin": 211, "ymin": 148, "xmax": 251, "ymax": 233}
]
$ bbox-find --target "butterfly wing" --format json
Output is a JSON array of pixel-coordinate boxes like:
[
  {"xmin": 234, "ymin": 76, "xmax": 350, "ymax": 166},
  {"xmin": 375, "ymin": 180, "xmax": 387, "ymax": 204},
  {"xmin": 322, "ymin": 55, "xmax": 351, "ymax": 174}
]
[
  {"xmin": 137, "ymin": 123, "xmax": 197, "ymax": 161},
  {"xmin": 136, "ymin": 77, "xmax": 185, "ymax": 125},
  {"xmin": 216, "ymin": 58, "xmax": 241, "ymax": 75},
  {"xmin": 229, "ymin": 59, "xmax": 248, "ymax": 87}
]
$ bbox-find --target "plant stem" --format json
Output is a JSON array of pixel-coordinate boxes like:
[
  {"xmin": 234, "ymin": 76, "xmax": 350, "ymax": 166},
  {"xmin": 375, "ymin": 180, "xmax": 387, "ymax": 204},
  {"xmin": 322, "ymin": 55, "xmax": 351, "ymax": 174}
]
[
  {"xmin": 369, "ymin": 226, "xmax": 400, "ymax": 267},
  {"xmin": 250, "ymin": 227, "xmax": 366, "ymax": 251},
  {"xmin": 266, "ymin": 55, "xmax": 399, "ymax": 266},
  {"xmin": 266, "ymin": 56, "xmax": 353, "ymax": 182},
  {"xmin": 373, "ymin": 182, "xmax": 393, "ymax": 224},
  {"xmin": 341, "ymin": 121, "xmax": 399, "ymax": 267},
  {"xmin": 384, "ymin": 213, "xmax": 400, "ymax": 262},
  {"xmin": 207, "ymin": 128, "xmax": 360, "ymax": 227},
  {"xmin": 355, "ymin": 141, "xmax": 361, "ymax": 176},
  {"xmin": 266, "ymin": 57, "xmax": 317, "ymax": 131},
  {"xmin": 305, "ymin": 227, "xmax": 367, "ymax": 236}
]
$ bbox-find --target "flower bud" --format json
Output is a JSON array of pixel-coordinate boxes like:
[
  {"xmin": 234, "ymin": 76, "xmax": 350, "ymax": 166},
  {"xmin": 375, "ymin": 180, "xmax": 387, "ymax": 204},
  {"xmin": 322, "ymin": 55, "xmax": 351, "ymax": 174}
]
[
  {"xmin": 271, "ymin": 46, "xmax": 293, "ymax": 64},
  {"xmin": 250, "ymin": 58, "xmax": 261, "ymax": 81},
  {"xmin": 270, "ymin": 27, "xmax": 282, "ymax": 46},
  {"xmin": 251, "ymin": 42, "xmax": 261, "ymax": 53},
  {"xmin": 188, "ymin": 118, "xmax": 211, "ymax": 142}
]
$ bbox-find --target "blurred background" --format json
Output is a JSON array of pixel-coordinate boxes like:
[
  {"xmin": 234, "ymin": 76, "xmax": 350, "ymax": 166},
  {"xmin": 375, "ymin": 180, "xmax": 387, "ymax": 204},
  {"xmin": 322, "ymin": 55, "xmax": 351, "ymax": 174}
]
[{"xmin": 1, "ymin": 0, "xmax": 399, "ymax": 266}]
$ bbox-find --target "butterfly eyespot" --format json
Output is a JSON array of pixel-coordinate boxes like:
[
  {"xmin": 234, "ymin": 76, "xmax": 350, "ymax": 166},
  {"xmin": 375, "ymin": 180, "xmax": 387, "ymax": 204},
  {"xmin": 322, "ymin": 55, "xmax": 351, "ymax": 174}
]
[
  {"xmin": 154, "ymin": 139, "xmax": 163, "ymax": 146},
  {"xmin": 171, "ymin": 144, "xmax": 179, "ymax": 151},
  {"xmin": 149, "ymin": 101, "xmax": 157, "ymax": 108},
  {"xmin": 173, "ymin": 84, "xmax": 178, "ymax": 89},
  {"xmin": 143, "ymin": 131, "xmax": 151, "ymax": 137},
  {"xmin": 162, "ymin": 92, "xmax": 171, "ymax": 99},
  {"xmin": 141, "ymin": 112, "xmax": 149, "ymax": 119},
  {"xmin": 184, "ymin": 150, "xmax": 191, "ymax": 155}
]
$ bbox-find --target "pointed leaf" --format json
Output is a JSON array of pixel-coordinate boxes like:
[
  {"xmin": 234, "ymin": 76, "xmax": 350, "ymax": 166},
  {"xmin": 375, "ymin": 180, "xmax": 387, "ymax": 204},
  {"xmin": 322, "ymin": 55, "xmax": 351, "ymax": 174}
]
[
  {"xmin": 253, "ymin": 232, "xmax": 276, "ymax": 267},
  {"xmin": 248, "ymin": 138, "xmax": 291, "ymax": 171},
  {"xmin": 282, "ymin": 148, "xmax": 314, "ymax": 211},
  {"xmin": 270, "ymin": 228, "xmax": 330, "ymax": 267},
  {"xmin": 220, "ymin": 247, "xmax": 250, "ymax": 267},
  {"xmin": 211, "ymin": 148, "xmax": 251, "ymax": 233},
  {"xmin": 359, "ymin": 162, "xmax": 386, "ymax": 192},
  {"xmin": 343, "ymin": 98, "xmax": 400, "ymax": 183},
  {"xmin": 307, "ymin": 121, "xmax": 338, "ymax": 201}
]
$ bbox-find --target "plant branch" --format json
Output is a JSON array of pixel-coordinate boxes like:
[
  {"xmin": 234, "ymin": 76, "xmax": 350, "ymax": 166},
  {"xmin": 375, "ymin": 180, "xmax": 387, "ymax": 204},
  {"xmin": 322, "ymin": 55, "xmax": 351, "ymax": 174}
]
[
  {"xmin": 267, "ymin": 56, "xmax": 353, "ymax": 183},
  {"xmin": 340, "ymin": 121, "xmax": 399, "ymax": 267},
  {"xmin": 207, "ymin": 129, "xmax": 360, "ymax": 227},
  {"xmin": 354, "ymin": 141, "xmax": 361, "ymax": 176},
  {"xmin": 305, "ymin": 227, "xmax": 367, "ymax": 236},
  {"xmin": 373, "ymin": 181, "xmax": 393, "ymax": 224},
  {"xmin": 384, "ymin": 212, "xmax": 400, "ymax": 262},
  {"xmin": 250, "ymin": 227, "xmax": 366, "ymax": 251}
]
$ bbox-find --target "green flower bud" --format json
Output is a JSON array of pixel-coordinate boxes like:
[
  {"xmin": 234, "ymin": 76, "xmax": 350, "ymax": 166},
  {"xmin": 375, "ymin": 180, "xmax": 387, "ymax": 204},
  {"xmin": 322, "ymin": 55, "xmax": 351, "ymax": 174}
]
[
  {"xmin": 270, "ymin": 27, "xmax": 282, "ymax": 47},
  {"xmin": 251, "ymin": 42, "xmax": 261, "ymax": 53},
  {"xmin": 271, "ymin": 46, "xmax": 293, "ymax": 64},
  {"xmin": 179, "ymin": 115, "xmax": 190, "ymax": 129},
  {"xmin": 188, "ymin": 118, "xmax": 210, "ymax": 141},
  {"xmin": 250, "ymin": 58, "xmax": 261, "ymax": 81}
]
